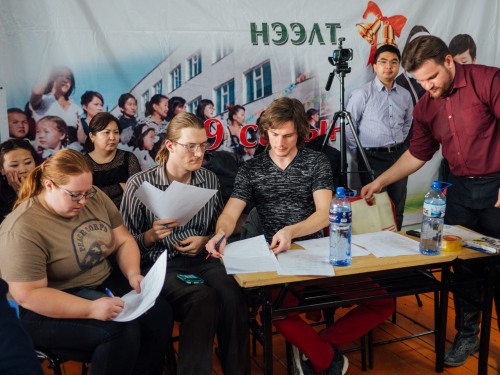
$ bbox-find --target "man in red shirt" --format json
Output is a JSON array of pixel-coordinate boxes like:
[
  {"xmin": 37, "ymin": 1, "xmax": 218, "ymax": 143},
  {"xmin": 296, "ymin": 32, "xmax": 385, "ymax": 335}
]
[{"xmin": 361, "ymin": 35, "xmax": 500, "ymax": 367}]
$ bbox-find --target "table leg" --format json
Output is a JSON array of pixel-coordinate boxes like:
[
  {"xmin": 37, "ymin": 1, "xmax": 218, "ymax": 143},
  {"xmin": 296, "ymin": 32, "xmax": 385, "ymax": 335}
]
[
  {"xmin": 261, "ymin": 288, "xmax": 274, "ymax": 375},
  {"xmin": 436, "ymin": 267, "xmax": 449, "ymax": 372},
  {"xmin": 478, "ymin": 261, "xmax": 495, "ymax": 375}
]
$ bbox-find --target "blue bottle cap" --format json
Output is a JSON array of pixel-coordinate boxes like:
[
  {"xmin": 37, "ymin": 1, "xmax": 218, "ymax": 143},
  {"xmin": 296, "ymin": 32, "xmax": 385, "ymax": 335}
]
[
  {"xmin": 336, "ymin": 187, "xmax": 345, "ymax": 198},
  {"xmin": 432, "ymin": 180, "xmax": 441, "ymax": 190}
]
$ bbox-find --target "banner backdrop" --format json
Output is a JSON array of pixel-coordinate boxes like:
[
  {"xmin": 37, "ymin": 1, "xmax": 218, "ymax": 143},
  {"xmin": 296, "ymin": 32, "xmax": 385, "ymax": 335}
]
[{"xmin": 1, "ymin": 0, "xmax": 498, "ymax": 224}]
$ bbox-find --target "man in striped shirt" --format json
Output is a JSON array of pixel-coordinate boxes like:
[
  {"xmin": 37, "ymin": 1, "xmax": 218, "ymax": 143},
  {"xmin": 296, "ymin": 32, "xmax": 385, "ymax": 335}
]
[{"xmin": 121, "ymin": 112, "xmax": 249, "ymax": 375}]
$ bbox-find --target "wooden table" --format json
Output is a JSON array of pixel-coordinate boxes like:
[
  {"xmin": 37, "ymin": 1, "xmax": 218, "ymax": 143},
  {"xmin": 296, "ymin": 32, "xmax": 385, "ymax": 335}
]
[{"xmin": 234, "ymin": 244, "xmax": 497, "ymax": 375}]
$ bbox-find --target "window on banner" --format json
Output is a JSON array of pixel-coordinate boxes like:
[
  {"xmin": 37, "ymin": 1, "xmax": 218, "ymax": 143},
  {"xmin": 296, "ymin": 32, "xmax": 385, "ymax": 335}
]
[
  {"xmin": 214, "ymin": 42, "xmax": 233, "ymax": 63},
  {"xmin": 189, "ymin": 96, "xmax": 201, "ymax": 114},
  {"xmin": 170, "ymin": 65, "xmax": 182, "ymax": 92},
  {"xmin": 187, "ymin": 51, "xmax": 202, "ymax": 80},
  {"xmin": 245, "ymin": 61, "xmax": 272, "ymax": 103},
  {"xmin": 141, "ymin": 90, "xmax": 150, "ymax": 117},
  {"xmin": 153, "ymin": 80, "xmax": 163, "ymax": 95},
  {"xmin": 215, "ymin": 79, "xmax": 235, "ymax": 115}
]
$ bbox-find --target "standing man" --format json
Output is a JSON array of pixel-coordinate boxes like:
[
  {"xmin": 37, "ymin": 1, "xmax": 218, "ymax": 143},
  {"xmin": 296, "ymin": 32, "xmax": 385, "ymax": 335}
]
[
  {"xmin": 207, "ymin": 97, "xmax": 394, "ymax": 375},
  {"xmin": 346, "ymin": 44, "xmax": 413, "ymax": 230},
  {"xmin": 361, "ymin": 35, "xmax": 500, "ymax": 367}
]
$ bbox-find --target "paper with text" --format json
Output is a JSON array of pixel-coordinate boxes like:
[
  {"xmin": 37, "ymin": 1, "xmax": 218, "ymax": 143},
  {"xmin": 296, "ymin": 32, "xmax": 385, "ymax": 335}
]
[
  {"xmin": 135, "ymin": 180, "xmax": 217, "ymax": 225},
  {"xmin": 352, "ymin": 231, "xmax": 419, "ymax": 257},
  {"xmin": 278, "ymin": 237, "xmax": 334, "ymax": 276},
  {"xmin": 114, "ymin": 250, "xmax": 167, "ymax": 322},
  {"xmin": 222, "ymin": 235, "xmax": 278, "ymax": 274}
]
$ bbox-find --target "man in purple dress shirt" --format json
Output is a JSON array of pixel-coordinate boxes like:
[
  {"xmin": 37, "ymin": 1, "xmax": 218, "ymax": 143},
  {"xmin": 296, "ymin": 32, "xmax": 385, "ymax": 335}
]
[{"xmin": 361, "ymin": 35, "xmax": 500, "ymax": 368}]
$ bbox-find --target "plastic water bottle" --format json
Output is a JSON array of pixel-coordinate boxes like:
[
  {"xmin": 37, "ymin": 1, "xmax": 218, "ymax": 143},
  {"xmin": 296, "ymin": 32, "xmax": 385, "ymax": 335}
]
[
  {"xmin": 329, "ymin": 187, "xmax": 352, "ymax": 266},
  {"xmin": 420, "ymin": 180, "xmax": 446, "ymax": 255}
]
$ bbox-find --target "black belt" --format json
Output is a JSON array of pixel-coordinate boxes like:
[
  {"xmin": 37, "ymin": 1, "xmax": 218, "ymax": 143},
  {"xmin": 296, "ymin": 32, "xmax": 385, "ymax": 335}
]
[
  {"xmin": 464, "ymin": 174, "xmax": 500, "ymax": 179},
  {"xmin": 363, "ymin": 143, "xmax": 404, "ymax": 153}
]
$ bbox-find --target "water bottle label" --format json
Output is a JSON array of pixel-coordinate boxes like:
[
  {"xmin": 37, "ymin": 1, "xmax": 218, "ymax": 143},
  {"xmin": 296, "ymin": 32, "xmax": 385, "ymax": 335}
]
[
  {"xmin": 423, "ymin": 202, "xmax": 445, "ymax": 218},
  {"xmin": 330, "ymin": 210, "xmax": 352, "ymax": 224}
]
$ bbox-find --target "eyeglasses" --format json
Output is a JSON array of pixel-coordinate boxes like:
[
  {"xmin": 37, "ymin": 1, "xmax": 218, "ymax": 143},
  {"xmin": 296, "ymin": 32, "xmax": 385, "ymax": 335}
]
[
  {"xmin": 55, "ymin": 183, "xmax": 97, "ymax": 201},
  {"xmin": 174, "ymin": 141, "xmax": 208, "ymax": 153}
]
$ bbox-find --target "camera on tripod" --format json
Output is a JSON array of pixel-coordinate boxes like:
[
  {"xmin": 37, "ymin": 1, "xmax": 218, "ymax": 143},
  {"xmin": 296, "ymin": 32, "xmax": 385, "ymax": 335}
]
[{"xmin": 328, "ymin": 37, "xmax": 353, "ymax": 74}]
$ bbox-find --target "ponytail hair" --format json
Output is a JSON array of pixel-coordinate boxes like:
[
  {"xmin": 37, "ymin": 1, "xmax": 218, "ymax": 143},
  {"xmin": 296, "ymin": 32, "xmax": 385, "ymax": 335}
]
[
  {"xmin": 145, "ymin": 94, "xmax": 168, "ymax": 117},
  {"xmin": 15, "ymin": 149, "xmax": 92, "ymax": 209}
]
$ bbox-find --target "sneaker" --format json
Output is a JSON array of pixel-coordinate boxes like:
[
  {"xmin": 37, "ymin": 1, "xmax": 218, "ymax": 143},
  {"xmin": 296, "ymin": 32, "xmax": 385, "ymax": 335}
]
[
  {"xmin": 326, "ymin": 348, "xmax": 349, "ymax": 375},
  {"xmin": 291, "ymin": 345, "xmax": 315, "ymax": 375},
  {"xmin": 444, "ymin": 336, "xmax": 480, "ymax": 367}
]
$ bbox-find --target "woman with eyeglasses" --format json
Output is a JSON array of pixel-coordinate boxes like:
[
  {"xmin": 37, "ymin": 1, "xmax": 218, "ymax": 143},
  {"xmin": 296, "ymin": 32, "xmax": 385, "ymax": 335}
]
[
  {"xmin": 0, "ymin": 139, "xmax": 38, "ymax": 223},
  {"xmin": 121, "ymin": 112, "xmax": 250, "ymax": 375},
  {"xmin": 84, "ymin": 112, "xmax": 141, "ymax": 208},
  {"xmin": 0, "ymin": 149, "xmax": 173, "ymax": 375}
]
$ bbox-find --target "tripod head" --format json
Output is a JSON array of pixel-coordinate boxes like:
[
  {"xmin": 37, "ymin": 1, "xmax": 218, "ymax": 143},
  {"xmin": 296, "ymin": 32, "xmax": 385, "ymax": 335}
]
[{"xmin": 326, "ymin": 37, "xmax": 353, "ymax": 91}]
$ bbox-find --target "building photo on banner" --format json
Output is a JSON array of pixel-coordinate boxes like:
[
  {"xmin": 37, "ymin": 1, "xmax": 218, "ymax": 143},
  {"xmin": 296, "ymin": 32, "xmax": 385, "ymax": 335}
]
[{"xmin": 0, "ymin": 0, "xmax": 499, "ymax": 226}]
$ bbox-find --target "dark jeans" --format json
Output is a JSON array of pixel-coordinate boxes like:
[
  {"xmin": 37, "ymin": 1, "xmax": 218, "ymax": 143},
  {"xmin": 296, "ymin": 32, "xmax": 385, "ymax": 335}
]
[
  {"xmin": 357, "ymin": 147, "xmax": 408, "ymax": 230},
  {"xmin": 160, "ymin": 253, "xmax": 250, "ymax": 375},
  {"xmin": 445, "ymin": 174, "xmax": 500, "ymax": 337},
  {"xmin": 0, "ymin": 279, "xmax": 42, "ymax": 374},
  {"xmin": 20, "ymin": 268, "xmax": 173, "ymax": 375}
]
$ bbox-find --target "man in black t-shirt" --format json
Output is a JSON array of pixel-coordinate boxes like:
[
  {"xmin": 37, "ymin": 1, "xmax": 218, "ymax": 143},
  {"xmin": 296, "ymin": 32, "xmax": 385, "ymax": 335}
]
[{"xmin": 207, "ymin": 98, "xmax": 359, "ymax": 374}]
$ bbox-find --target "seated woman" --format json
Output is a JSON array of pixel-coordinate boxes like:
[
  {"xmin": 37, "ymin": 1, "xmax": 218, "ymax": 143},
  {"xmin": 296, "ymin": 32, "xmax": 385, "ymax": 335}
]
[
  {"xmin": 121, "ymin": 112, "xmax": 249, "ymax": 375},
  {"xmin": 0, "ymin": 139, "xmax": 37, "ymax": 223},
  {"xmin": 129, "ymin": 123, "xmax": 157, "ymax": 171},
  {"xmin": 84, "ymin": 112, "xmax": 141, "ymax": 208},
  {"xmin": 0, "ymin": 149, "xmax": 173, "ymax": 375}
]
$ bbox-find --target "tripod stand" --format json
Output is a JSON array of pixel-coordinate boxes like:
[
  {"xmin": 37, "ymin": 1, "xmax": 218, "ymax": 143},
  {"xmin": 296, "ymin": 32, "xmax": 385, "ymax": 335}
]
[{"xmin": 321, "ymin": 64, "xmax": 375, "ymax": 190}]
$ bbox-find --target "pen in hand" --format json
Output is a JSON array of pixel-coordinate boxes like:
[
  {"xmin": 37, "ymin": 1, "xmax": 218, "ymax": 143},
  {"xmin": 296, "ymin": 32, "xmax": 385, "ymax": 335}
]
[
  {"xmin": 105, "ymin": 288, "xmax": 115, "ymax": 298},
  {"xmin": 206, "ymin": 235, "xmax": 225, "ymax": 260}
]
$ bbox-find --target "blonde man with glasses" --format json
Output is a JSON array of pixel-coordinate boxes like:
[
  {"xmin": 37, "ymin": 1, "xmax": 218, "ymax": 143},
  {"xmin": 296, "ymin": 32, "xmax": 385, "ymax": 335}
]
[{"xmin": 121, "ymin": 112, "xmax": 250, "ymax": 375}]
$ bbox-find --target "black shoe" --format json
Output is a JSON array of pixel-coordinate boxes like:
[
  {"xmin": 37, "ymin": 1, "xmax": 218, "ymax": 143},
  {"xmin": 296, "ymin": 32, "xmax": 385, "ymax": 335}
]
[
  {"xmin": 444, "ymin": 336, "xmax": 480, "ymax": 367},
  {"xmin": 326, "ymin": 348, "xmax": 349, "ymax": 375},
  {"xmin": 291, "ymin": 345, "xmax": 315, "ymax": 375}
]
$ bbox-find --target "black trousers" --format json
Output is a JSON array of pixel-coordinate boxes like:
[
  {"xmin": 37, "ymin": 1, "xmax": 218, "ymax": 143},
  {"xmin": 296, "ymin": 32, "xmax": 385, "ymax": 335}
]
[
  {"xmin": 445, "ymin": 174, "xmax": 500, "ymax": 337},
  {"xmin": 20, "ymin": 268, "xmax": 173, "ymax": 375},
  {"xmin": 357, "ymin": 147, "xmax": 407, "ymax": 230},
  {"xmin": 161, "ymin": 253, "xmax": 250, "ymax": 375}
]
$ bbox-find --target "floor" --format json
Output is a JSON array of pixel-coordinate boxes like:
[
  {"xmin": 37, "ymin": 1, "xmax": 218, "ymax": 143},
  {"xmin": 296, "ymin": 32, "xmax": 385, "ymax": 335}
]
[{"xmin": 42, "ymin": 291, "xmax": 500, "ymax": 374}]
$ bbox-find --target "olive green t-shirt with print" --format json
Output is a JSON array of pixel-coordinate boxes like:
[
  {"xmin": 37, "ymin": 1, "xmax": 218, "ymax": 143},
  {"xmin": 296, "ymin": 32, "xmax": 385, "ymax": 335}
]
[{"xmin": 0, "ymin": 188, "xmax": 123, "ymax": 291}]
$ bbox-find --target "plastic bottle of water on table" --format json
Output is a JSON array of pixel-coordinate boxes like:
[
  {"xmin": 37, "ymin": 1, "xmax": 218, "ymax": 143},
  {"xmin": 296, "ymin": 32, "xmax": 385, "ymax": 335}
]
[
  {"xmin": 329, "ymin": 187, "xmax": 352, "ymax": 266},
  {"xmin": 420, "ymin": 180, "xmax": 446, "ymax": 255}
]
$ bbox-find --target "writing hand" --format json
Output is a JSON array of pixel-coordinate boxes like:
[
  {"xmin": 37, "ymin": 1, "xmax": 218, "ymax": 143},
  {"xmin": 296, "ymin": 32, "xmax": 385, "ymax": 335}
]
[
  {"xmin": 90, "ymin": 297, "xmax": 125, "ymax": 321},
  {"xmin": 205, "ymin": 231, "xmax": 226, "ymax": 258}
]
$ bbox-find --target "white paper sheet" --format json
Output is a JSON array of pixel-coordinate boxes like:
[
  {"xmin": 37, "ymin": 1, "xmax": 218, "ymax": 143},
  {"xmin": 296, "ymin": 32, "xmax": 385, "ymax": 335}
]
[
  {"xmin": 352, "ymin": 231, "xmax": 420, "ymax": 257},
  {"xmin": 221, "ymin": 235, "xmax": 279, "ymax": 274},
  {"xmin": 114, "ymin": 250, "xmax": 167, "ymax": 322},
  {"xmin": 134, "ymin": 180, "xmax": 217, "ymax": 225},
  {"xmin": 277, "ymin": 237, "xmax": 334, "ymax": 276}
]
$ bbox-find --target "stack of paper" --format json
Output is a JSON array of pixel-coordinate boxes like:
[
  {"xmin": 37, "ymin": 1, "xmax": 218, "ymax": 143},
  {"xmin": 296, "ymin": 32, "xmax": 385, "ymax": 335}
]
[{"xmin": 222, "ymin": 235, "xmax": 279, "ymax": 274}]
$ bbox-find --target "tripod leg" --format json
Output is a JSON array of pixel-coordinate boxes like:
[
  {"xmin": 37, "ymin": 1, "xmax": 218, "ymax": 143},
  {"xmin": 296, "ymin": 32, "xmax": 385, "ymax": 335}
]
[
  {"xmin": 345, "ymin": 112, "xmax": 376, "ymax": 182},
  {"xmin": 321, "ymin": 112, "xmax": 341, "ymax": 152}
]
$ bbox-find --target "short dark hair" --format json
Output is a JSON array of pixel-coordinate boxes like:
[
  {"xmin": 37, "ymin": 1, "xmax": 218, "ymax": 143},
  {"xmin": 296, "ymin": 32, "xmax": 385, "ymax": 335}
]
[
  {"xmin": 402, "ymin": 35, "xmax": 450, "ymax": 72},
  {"xmin": 0, "ymin": 139, "xmax": 37, "ymax": 167},
  {"xmin": 84, "ymin": 112, "xmax": 121, "ymax": 152},
  {"xmin": 258, "ymin": 97, "xmax": 308, "ymax": 148},
  {"xmin": 449, "ymin": 34, "xmax": 476, "ymax": 60},
  {"xmin": 306, "ymin": 108, "xmax": 318, "ymax": 120},
  {"xmin": 118, "ymin": 93, "xmax": 136, "ymax": 109},
  {"xmin": 228, "ymin": 104, "xmax": 245, "ymax": 122},
  {"xmin": 195, "ymin": 99, "xmax": 214, "ymax": 120},
  {"xmin": 81, "ymin": 91, "xmax": 104, "ymax": 110},
  {"xmin": 374, "ymin": 44, "xmax": 401, "ymax": 64},
  {"xmin": 7, "ymin": 107, "xmax": 26, "ymax": 116},
  {"xmin": 145, "ymin": 94, "xmax": 168, "ymax": 117}
]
